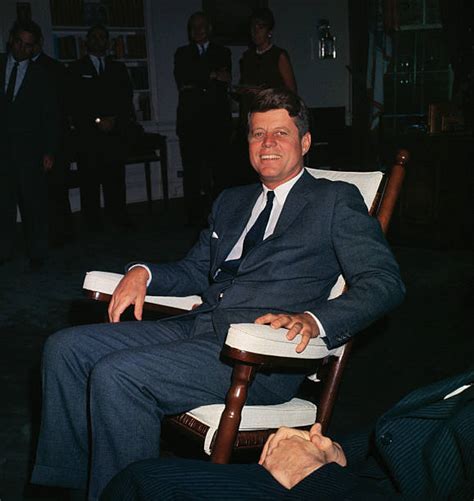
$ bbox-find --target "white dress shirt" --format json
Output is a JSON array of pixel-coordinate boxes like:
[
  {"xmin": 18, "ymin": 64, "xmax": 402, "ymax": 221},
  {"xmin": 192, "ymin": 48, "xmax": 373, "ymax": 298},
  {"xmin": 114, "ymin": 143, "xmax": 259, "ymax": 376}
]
[
  {"xmin": 89, "ymin": 54, "xmax": 105, "ymax": 75},
  {"xmin": 4, "ymin": 55, "xmax": 29, "ymax": 101},
  {"xmin": 225, "ymin": 169, "xmax": 304, "ymax": 261},
  {"xmin": 197, "ymin": 41, "xmax": 210, "ymax": 55}
]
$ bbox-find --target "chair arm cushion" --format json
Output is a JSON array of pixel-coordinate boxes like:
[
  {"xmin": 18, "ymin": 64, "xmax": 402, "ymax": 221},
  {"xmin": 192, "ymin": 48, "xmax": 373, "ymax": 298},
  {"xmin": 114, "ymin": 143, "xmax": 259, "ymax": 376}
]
[
  {"xmin": 83, "ymin": 271, "xmax": 202, "ymax": 311},
  {"xmin": 226, "ymin": 323, "xmax": 344, "ymax": 360},
  {"xmin": 187, "ymin": 398, "xmax": 317, "ymax": 455}
]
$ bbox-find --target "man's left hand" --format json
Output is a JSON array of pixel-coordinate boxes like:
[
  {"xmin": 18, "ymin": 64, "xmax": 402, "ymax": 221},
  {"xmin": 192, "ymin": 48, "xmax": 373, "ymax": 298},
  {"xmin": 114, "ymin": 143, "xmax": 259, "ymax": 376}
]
[
  {"xmin": 261, "ymin": 435, "xmax": 330, "ymax": 489},
  {"xmin": 260, "ymin": 423, "xmax": 347, "ymax": 489},
  {"xmin": 43, "ymin": 154, "xmax": 54, "ymax": 172},
  {"xmin": 255, "ymin": 312, "xmax": 319, "ymax": 353}
]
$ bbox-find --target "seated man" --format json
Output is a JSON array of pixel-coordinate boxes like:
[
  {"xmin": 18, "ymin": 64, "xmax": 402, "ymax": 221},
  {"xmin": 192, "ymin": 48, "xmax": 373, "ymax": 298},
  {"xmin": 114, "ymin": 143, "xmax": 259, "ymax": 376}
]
[
  {"xmin": 31, "ymin": 87, "xmax": 405, "ymax": 500},
  {"xmin": 102, "ymin": 368, "xmax": 474, "ymax": 500}
]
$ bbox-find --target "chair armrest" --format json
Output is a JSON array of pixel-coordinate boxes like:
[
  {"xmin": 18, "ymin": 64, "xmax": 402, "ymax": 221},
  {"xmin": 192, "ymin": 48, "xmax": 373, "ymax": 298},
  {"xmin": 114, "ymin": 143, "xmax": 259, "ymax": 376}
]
[
  {"xmin": 82, "ymin": 271, "xmax": 202, "ymax": 311},
  {"xmin": 225, "ymin": 323, "xmax": 343, "ymax": 361}
]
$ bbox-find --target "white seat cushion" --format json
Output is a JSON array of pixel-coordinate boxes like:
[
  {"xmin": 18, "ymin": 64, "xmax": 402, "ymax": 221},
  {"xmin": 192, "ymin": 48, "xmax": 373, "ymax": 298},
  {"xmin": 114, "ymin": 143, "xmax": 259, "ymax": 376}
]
[
  {"xmin": 225, "ymin": 323, "xmax": 343, "ymax": 359},
  {"xmin": 83, "ymin": 271, "xmax": 202, "ymax": 311},
  {"xmin": 187, "ymin": 398, "xmax": 317, "ymax": 455}
]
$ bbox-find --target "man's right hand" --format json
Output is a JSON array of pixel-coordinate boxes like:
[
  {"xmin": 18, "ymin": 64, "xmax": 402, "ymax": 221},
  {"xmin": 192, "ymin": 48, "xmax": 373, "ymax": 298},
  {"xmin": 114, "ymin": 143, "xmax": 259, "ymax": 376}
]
[
  {"xmin": 108, "ymin": 267, "xmax": 149, "ymax": 323},
  {"xmin": 259, "ymin": 423, "xmax": 347, "ymax": 489},
  {"xmin": 259, "ymin": 426, "xmax": 310, "ymax": 465}
]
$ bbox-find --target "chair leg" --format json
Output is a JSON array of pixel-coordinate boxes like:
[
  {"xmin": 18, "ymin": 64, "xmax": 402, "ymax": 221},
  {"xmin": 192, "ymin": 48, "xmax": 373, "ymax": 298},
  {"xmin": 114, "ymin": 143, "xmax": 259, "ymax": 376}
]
[
  {"xmin": 317, "ymin": 340, "xmax": 353, "ymax": 434},
  {"xmin": 210, "ymin": 363, "xmax": 256, "ymax": 464}
]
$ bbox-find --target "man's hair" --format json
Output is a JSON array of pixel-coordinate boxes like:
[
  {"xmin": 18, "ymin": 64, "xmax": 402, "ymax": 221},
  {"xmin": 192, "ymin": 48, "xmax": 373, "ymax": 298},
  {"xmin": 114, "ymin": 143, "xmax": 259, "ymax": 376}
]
[
  {"xmin": 250, "ymin": 7, "xmax": 275, "ymax": 30},
  {"xmin": 87, "ymin": 24, "xmax": 109, "ymax": 39},
  {"xmin": 248, "ymin": 87, "xmax": 310, "ymax": 137},
  {"xmin": 9, "ymin": 19, "xmax": 42, "ymax": 44},
  {"xmin": 187, "ymin": 11, "xmax": 212, "ymax": 36}
]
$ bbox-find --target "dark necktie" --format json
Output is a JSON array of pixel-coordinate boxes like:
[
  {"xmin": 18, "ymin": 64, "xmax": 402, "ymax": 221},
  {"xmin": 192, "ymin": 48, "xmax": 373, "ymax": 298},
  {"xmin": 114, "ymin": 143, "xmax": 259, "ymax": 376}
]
[
  {"xmin": 98, "ymin": 58, "xmax": 104, "ymax": 75},
  {"xmin": 242, "ymin": 190, "xmax": 275, "ymax": 256},
  {"xmin": 217, "ymin": 190, "xmax": 275, "ymax": 279},
  {"xmin": 199, "ymin": 44, "xmax": 206, "ymax": 56},
  {"xmin": 6, "ymin": 61, "xmax": 19, "ymax": 103}
]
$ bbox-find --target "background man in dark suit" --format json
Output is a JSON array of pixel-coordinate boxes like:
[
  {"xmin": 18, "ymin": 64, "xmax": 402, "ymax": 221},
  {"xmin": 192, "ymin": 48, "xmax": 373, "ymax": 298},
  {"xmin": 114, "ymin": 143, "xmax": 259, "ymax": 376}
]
[
  {"xmin": 31, "ymin": 26, "xmax": 72, "ymax": 246},
  {"xmin": 103, "ymin": 368, "xmax": 474, "ymax": 500},
  {"xmin": 174, "ymin": 11, "xmax": 232, "ymax": 225},
  {"xmin": 31, "ymin": 88, "xmax": 404, "ymax": 499},
  {"xmin": 68, "ymin": 24, "xmax": 135, "ymax": 231},
  {"xmin": 0, "ymin": 20, "xmax": 59, "ymax": 269}
]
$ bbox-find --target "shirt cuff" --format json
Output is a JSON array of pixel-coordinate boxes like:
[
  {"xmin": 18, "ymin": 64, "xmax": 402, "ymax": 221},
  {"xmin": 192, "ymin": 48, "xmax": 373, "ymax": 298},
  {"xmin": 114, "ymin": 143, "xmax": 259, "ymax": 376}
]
[
  {"xmin": 127, "ymin": 264, "xmax": 152, "ymax": 287},
  {"xmin": 304, "ymin": 311, "xmax": 327, "ymax": 339}
]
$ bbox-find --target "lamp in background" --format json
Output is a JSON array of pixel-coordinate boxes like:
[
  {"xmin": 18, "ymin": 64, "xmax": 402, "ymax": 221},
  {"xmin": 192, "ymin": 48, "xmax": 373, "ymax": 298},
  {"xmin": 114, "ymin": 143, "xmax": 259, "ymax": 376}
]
[{"xmin": 318, "ymin": 19, "xmax": 336, "ymax": 59}]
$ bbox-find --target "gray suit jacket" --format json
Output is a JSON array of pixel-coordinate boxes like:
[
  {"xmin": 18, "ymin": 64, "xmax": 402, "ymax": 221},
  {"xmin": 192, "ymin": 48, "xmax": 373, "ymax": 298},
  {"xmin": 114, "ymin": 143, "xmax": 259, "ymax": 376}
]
[{"xmin": 144, "ymin": 171, "xmax": 405, "ymax": 349}]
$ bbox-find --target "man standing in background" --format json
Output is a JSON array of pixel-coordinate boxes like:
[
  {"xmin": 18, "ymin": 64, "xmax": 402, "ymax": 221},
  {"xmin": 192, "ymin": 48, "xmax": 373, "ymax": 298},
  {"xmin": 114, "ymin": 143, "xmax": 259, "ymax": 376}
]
[
  {"xmin": 68, "ymin": 24, "xmax": 135, "ymax": 231},
  {"xmin": 174, "ymin": 11, "xmax": 232, "ymax": 226},
  {"xmin": 0, "ymin": 20, "xmax": 59, "ymax": 269}
]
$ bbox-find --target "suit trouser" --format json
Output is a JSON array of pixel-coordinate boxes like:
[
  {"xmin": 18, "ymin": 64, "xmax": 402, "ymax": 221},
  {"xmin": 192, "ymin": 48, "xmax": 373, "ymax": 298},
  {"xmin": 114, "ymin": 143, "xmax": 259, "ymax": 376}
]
[
  {"xmin": 77, "ymin": 137, "xmax": 127, "ymax": 225},
  {"xmin": 102, "ymin": 457, "xmax": 289, "ymax": 500},
  {"xmin": 0, "ymin": 155, "xmax": 48, "ymax": 260},
  {"xmin": 31, "ymin": 313, "xmax": 304, "ymax": 500},
  {"xmin": 178, "ymin": 125, "xmax": 231, "ymax": 222},
  {"xmin": 47, "ymin": 148, "xmax": 72, "ymax": 242}
]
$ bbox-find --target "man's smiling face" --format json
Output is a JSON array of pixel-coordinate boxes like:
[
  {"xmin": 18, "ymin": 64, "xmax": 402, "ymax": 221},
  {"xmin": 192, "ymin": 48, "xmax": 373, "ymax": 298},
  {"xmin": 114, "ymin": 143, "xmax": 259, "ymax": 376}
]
[{"xmin": 248, "ymin": 109, "xmax": 311, "ymax": 189}]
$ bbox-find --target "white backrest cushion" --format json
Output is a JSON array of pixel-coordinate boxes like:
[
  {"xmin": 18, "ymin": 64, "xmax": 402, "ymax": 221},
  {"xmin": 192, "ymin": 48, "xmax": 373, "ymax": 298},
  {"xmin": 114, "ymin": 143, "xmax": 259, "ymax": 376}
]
[{"xmin": 305, "ymin": 168, "xmax": 383, "ymax": 211}]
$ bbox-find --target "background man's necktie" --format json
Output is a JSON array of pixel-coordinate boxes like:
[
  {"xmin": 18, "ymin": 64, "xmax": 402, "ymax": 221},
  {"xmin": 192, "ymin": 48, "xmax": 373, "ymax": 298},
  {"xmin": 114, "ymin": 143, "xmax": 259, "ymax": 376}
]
[
  {"xmin": 242, "ymin": 190, "xmax": 275, "ymax": 256},
  {"xmin": 6, "ymin": 62, "xmax": 19, "ymax": 103}
]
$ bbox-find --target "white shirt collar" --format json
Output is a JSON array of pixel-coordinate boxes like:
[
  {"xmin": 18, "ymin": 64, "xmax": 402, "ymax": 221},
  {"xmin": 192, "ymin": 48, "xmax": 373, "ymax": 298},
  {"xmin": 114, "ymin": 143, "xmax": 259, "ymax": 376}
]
[
  {"xmin": 261, "ymin": 168, "xmax": 304, "ymax": 206},
  {"xmin": 89, "ymin": 54, "xmax": 105, "ymax": 68},
  {"xmin": 7, "ymin": 54, "xmax": 29, "ymax": 68}
]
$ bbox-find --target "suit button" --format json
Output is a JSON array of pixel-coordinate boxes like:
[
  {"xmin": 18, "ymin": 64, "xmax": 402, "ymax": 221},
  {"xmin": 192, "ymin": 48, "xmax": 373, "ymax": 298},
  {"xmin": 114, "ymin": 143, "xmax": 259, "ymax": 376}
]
[
  {"xmin": 380, "ymin": 432, "xmax": 393, "ymax": 445},
  {"xmin": 218, "ymin": 292, "xmax": 224, "ymax": 300}
]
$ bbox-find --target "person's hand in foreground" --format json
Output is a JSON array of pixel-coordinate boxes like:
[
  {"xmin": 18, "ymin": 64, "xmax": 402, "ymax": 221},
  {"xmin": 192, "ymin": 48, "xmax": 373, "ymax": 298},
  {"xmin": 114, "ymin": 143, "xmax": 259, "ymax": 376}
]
[
  {"xmin": 259, "ymin": 423, "xmax": 347, "ymax": 489},
  {"xmin": 255, "ymin": 312, "xmax": 319, "ymax": 353},
  {"xmin": 108, "ymin": 267, "xmax": 149, "ymax": 322}
]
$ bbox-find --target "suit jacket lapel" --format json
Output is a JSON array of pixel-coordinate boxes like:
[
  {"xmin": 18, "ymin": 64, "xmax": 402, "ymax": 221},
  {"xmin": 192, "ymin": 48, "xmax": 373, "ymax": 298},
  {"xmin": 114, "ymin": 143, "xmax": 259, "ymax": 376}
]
[
  {"xmin": 82, "ymin": 55, "xmax": 97, "ymax": 77},
  {"xmin": 259, "ymin": 170, "xmax": 312, "ymax": 247},
  {"xmin": 214, "ymin": 185, "xmax": 261, "ymax": 268},
  {"xmin": 13, "ymin": 61, "xmax": 32, "ymax": 103}
]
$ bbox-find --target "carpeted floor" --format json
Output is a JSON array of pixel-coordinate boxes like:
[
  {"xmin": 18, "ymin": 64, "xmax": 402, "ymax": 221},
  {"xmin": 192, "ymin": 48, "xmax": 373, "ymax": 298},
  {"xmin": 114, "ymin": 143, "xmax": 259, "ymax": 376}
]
[{"xmin": 1, "ymin": 199, "xmax": 473, "ymax": 500}]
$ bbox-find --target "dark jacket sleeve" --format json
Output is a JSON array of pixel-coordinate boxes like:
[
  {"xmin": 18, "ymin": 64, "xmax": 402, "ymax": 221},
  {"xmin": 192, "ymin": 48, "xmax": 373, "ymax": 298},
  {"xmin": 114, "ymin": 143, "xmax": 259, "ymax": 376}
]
[
  {"xmin": 308, "ymin": 182, "xmax": 405, "ymax": 348},
  {"xmin": 38, "ymin": 67, "xmax": 60, "ymax": 156},
  {"xmin": 140, "ymin": 224, "xmax": 213, "ymax": 297}
]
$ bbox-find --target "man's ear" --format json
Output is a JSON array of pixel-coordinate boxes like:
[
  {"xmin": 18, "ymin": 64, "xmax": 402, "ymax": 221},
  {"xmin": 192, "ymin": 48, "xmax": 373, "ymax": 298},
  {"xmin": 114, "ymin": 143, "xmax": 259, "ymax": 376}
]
[{"xmin": 301, "ymin": 132, "xmax": 311, "ymax": 156}]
